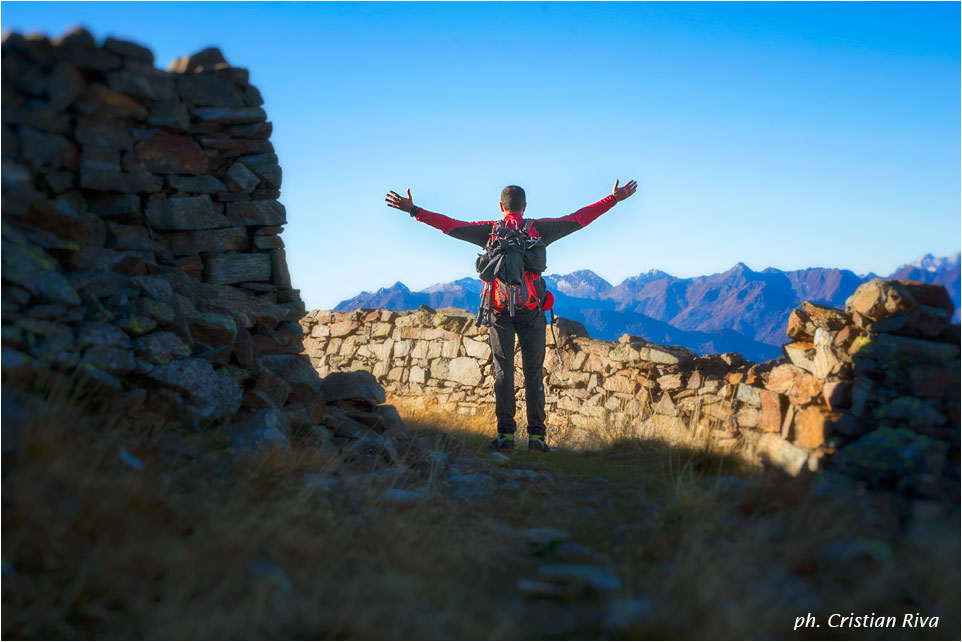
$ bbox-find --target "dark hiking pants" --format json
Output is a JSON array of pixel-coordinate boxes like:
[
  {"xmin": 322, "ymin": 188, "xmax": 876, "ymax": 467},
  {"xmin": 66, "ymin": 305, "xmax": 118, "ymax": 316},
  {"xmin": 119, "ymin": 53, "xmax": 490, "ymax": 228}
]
[{"xmin": 489, "ymin": 306, "xmax": 546, "ymax": 437}]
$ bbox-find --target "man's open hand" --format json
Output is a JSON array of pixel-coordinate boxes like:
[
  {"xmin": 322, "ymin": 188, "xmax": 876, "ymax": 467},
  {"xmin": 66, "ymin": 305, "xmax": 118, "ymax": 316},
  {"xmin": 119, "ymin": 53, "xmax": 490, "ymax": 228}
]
[
  {"xmin": 385, "ymin": 188, "xmax": 415, "ymax": 213},
  {"xmin": 612, "ymin": 179, "xmax": 638, "ymax": 202}
]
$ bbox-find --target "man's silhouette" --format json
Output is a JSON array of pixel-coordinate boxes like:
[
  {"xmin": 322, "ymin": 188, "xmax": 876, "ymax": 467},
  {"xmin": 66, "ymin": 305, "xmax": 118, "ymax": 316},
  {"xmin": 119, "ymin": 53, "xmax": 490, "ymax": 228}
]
[{"xmin": 385, "ymin": 180, "xmax": 638, "ymax": 452}]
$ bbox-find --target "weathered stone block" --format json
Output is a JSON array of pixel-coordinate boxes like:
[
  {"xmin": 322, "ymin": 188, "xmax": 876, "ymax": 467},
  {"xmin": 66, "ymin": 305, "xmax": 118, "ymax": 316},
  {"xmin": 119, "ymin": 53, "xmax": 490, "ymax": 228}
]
[
  {"xmin": 782, "ymin": 341, "xmax": 816, "ymax": 374},
  {"xmin": 753, "ymin": 433, "xmax": 809, "ymax": 476},
  {"xmin": 603, "ymin": 375, "xmax": 637, "ymax": 394},
  {"xmin": 225, "ymin": 199, "xmax": 286, "ymax": 226},
  {"xmin": 239, "ymin": 153, "xmax": 281, "ymax": 188},
  {"xmin": 813, "ymin": 327, "xmax": 851, "ymax": 379},
  {"xmin": 637, "ymin": 343, "xmax": 697, "ymax": 365},
  {"xmin": 147, "ymin": 358, "xmax": 242, "ymax": 420},
  {"xmin": 148, "ymin": 101, "xmax": 190, "ymax": 131},
  {"xmin": 758, "ymin": 390, "xmax": 785, "ymax": 433},
  {"xmin": 146, "ymin": 195, "xmax": 228, "ymax": 230},
  {"xmin": 76, "ymin": 116, "xmax": 133, "ymax": 149},
  {"xmin": 822, "ymin": 380, "xmax": 852, "ymax": 409},
  {"xmin": 736, "ymin": 383, "xmax": 762, "ymax": 407},
  {"xmin": 177, "ymin": 73, "xmax": 245, "ymax": 107},
  {"xmin": 203, "ymin": 253, "xmax": 271, "ymax": 285},
  {"xmin": 767, "ymin": 364, "xmax": 822, "ymax": 406},
  {"xmin": 794, "ymin": 407, "xmax": 831, "ymax": 449},
  {"xmin": 191, "ymin": 106, "xmax": 267, "ymax": 124},
  {"xmin": 322, "ymin": 370, "xmax": 385, "ymax": 405},
  {"xmin": 270, "ymin": 248, "xmax": 291, "ymax": 290},
  {"xmin": 129, "ymin": 132, "xmax": 207, "ymax": 174},
  {"xmin": 104, "ymin": 36, "xmax": 154, "ymax": 63},
  {"xmin": 107, "ymin": 63, "xmax": 174, "ymax": 100},
  {"xmin": 165, "ymin": 226, "xmax": 248, "ymax": 257}
]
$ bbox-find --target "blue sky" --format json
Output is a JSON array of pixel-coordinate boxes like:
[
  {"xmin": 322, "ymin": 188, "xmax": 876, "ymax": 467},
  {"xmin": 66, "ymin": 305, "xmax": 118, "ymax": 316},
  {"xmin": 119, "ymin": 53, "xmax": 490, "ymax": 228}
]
[{"xmin": 3, "ymin": 2, "xmax": 960, "ymax": 309}]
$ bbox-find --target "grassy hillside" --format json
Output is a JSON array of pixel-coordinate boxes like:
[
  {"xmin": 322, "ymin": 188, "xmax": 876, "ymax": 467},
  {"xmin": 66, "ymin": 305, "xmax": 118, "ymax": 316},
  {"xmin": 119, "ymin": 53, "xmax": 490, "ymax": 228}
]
[{"xmin": 2, "ymin": 380, "xmax": 958, "ymax": 639}]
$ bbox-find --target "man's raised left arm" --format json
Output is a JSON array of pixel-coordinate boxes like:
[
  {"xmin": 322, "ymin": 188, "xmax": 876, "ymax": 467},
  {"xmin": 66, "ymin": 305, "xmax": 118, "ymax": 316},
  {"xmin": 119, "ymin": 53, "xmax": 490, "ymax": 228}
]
[{"xmin": 534, "ymin": 179, "xmax": 638, "ymax": 246}]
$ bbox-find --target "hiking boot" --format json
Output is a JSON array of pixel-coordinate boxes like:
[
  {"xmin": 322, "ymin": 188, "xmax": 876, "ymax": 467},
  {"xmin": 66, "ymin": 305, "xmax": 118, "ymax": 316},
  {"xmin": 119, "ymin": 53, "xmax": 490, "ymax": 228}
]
[
  {"xmin": 528, "ymin": 435, "xmax": 549, "ymax": 453},
  {"xmin": 488, "ymin": 433, "xmax": 515, "ymax": 453}
]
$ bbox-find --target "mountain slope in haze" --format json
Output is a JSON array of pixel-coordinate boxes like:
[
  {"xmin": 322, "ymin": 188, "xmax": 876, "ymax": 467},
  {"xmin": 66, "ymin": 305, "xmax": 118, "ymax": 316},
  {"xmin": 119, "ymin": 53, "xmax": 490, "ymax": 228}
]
[
  {"xmin": 333, "ymin": 253, "xmax": 961, "ymax": 360},
  {"xmin": 603, "ymin": 263, "xmax": 876, "ymax": 346}
]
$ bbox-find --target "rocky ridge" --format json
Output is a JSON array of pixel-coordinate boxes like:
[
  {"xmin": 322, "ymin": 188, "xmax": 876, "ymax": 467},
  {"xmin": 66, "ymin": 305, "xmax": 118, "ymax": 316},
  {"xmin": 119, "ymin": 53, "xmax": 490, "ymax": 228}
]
[
  {"xmin": 1, "ymin": 28, "xmax": 407, "ymax": 458},
  {"xmin": 303, "ymin": 278, "xmax": 960, "ymax": 499}
]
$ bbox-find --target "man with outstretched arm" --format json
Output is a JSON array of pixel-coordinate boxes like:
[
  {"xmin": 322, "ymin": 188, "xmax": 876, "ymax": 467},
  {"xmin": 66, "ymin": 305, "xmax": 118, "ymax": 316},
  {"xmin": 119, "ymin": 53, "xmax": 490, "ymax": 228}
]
[{"xmin": 385, "ymin": 180, "xmax": 638, "ymax": 452}]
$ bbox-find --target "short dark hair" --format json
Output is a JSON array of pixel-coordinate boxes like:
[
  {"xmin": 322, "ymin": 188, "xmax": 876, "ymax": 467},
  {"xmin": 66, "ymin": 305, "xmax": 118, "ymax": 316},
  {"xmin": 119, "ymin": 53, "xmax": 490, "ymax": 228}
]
[{"xmin": 500, "ymin": 185, "xmax": 526, "ymax": 212}]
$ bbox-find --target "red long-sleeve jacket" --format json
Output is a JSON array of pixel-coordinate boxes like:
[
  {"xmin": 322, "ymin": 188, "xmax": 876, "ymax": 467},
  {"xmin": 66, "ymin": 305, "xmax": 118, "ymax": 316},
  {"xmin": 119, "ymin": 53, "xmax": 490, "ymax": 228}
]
[{"xmin": 410, "ymin": 194, "xmax": 618, "ymax": 247}]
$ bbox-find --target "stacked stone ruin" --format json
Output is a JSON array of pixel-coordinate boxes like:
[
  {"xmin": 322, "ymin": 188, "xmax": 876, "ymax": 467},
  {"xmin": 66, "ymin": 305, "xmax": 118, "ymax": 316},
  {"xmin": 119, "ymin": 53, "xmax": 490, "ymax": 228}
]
[
  {"xmin": 302, "ymin": 279, "xmax": 959, "ymax": 498},
  {"xmin": 1, "ymin": 28, "xmax": 408, "ymax": 453}
]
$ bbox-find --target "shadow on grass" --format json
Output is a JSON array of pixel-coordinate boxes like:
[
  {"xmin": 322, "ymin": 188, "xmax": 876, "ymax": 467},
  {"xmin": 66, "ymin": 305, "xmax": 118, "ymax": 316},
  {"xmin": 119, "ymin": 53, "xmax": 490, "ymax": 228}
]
[{"xmin": 3, "ymin": 381, "xmax": 959, "ymax": 640}]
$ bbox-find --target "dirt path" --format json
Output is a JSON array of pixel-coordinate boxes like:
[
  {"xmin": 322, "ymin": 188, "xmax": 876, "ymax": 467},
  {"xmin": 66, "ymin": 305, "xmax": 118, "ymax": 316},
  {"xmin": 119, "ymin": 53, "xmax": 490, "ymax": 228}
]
[{"xmin": 388, "ymin": 425, "xmax": 960, "ymax": 640}]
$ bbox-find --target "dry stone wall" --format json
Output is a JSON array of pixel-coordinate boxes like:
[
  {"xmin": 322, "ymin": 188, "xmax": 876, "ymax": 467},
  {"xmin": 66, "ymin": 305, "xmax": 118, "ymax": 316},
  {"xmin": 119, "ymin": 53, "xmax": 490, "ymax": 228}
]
[
  {"xmin": 302, "ymin": 279, "xmax": 960, "ymax": 498},
  {"xmin": 1, "ymin": 28, "xmax": 409, "ymax": 456}
]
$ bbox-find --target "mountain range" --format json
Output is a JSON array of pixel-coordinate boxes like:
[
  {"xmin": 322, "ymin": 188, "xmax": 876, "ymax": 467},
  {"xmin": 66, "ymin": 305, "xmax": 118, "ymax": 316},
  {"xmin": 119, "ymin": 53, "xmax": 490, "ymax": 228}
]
[{"xmin": 334, "ymin": 253, "xmax": 961, "ymax": 361}]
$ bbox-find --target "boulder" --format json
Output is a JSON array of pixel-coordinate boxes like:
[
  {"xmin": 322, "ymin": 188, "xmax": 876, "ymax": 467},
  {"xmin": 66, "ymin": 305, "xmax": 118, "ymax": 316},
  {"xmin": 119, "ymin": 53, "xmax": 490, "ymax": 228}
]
[
  {"xmin": 177, "ymin": 73, "xmax": 245, "ymax": 107},
  {"xmin": 252, "ymin": 367, "xmax": 292, "ymax": 408},
  {"xmin": 447, "ymin": 357, "xmax": 482, "ymax": 386},
  {"xmin": 239, "ymin": 153, "xmax": 282, "ymax": 189},
  {"xmin": 786, "ymin": 308, "xmax": 814, "ymax": 341},
  {"xmin": 908, "ymin": 364, "xmax": 960, "ymax": 400},
  {"xmin": 873, "ymin": 396, "xmax": 947, "ymax": 428},
  {"xmin": 794, "ymin": 407, "xmax": 833, "ymax": 449},
  {"xmin": 637, "ymin": 343, "xmax": 696, "ymax": 366},
  {"xmin": 813, "ymin": 327, "xmax": 851, "ymax": 380},
  {"xmin": 2, "ymin": 236, "xmax": 81, "ymax": 306},
  {"xmin": 867, "ymin": 306, "xmax": 951, "ymax": 340},
  {"xmin": 846, "ymin": 279, "xmax": 913, "ymax": 321},
  {"xmin": 322, "ymin": 406, "xmax": 375, "ymax": 439},
  {"xmin": 322, "ymin": 370, "xmax": 385, "ymax": 405},
  {"xmin": 225, "ymin": 161, "xmax": 260, "ymax": 191},
  {"xmin": 766, "ymin": 364, "xmax": 822, "ymax": 406},
  {"xmin": 822, "ymin": 381, "xmax": 852, "ymax": 409},
  {"xmin": 259, "ymin": 354, "xmax": 322, "ymax": 400},
  {"xmin": 107, "ymin": 66, "xmax": 175, "ymax": 101},
  {"xmin": 753, "ymin": 433, "xmax": 809, "ymax": 476},
  {"xmin": 735, "ymin": 383, "xmax": 762, "ymax": 407},
  {"xmin": 553, "ymin": 317, "xmax": 589, "ymax": 340},
  {"xmin": 187, "ymin": 313, "xmax": 237, "ymax": 347},
  {"xmin": 133, "ymin": 331, "xmax": 191, "ymax": 365},
  {"xmin": 103, "ymin": 36, "xmax": 154, "ymax": 63},
  {"xmin": 833, "ymin": 428, "xmax": 948, "ymax": 488},
  {"xmin": 225, "ymin": 408, "xmax": 290, "ymax": 453},
  {"xmin": 782, "ymin": 341, "xmax": 816, "ymax": 374},
  {"xmin": 80, "ymin": 345, "xmax": 135, "ymax": 374},
  {"xmin": 856, "ymin": 332, "xmax": 959, "ymax": 366},
  {"xmin": 167, "ymin": 47, "xmax": 228, "ymax": 73},
  {"xmin": 147, "ymin": 358, "xmax": 242, "ymax": 421},
  {"xmin": 846, "ymin": 279, "xmax": 954, "ymax": 324},
  {"xmin": 801, "ymin": 301, "xmax": 851, "ymax": 331}
]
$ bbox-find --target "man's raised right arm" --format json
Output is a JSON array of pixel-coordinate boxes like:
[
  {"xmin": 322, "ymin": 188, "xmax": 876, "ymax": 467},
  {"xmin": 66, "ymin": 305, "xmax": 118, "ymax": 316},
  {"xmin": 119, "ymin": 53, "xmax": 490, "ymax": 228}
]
[{"xmin": 385, "ymin": 188, "xmax": 490, "ymax": 246}]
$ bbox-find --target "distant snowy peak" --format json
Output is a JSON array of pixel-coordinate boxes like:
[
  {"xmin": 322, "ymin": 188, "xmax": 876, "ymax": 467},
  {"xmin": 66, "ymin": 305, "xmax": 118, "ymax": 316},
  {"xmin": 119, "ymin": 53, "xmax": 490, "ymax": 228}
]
[
  {"xmin": 908, "ymin": 252, "xmax": 961, "ymax": 273},
  {"xmin": 421, "ymin": 277, "xmax": 483, "ymax": 294},
  {"xmin": 627, "ymin": 268, "xmax": 672, "ymax": 282},
  {"xmin": 544, "ymin": 270, "xmax": 613, "ymax": 298}
]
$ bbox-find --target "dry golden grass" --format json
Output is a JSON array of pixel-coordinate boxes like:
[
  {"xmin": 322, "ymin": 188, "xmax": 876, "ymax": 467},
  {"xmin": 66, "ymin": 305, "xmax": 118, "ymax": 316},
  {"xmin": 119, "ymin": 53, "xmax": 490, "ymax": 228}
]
[{"xmin": 2, "ymin": 382, "xmax": 959, "ymax": 640}]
